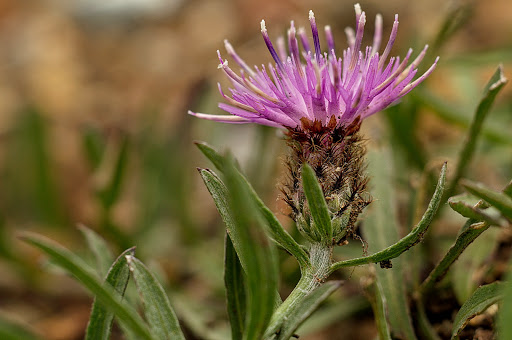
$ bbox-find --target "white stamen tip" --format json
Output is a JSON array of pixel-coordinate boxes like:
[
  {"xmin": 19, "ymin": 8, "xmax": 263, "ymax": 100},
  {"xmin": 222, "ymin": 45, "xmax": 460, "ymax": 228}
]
[
  {"xmin": 394, "ymin": 14, "xmax": 399, "ymax": 22},
  {"xmin": 325, "ymin": 25, "xmax": 331, "ymax": 31},
  {"xmin": 360, "ymin": 11, "xmax": 366, "ymax": 24},
  {"xmin": 309, "ymin": 10, "xmax": 315, "ymax": 20},
  {"xmin": 261, "ymin": 20, "xmax": 266, "ymax": 32},
  {"xmin": 354, "ymin": 3, "xmax": 362, "ymax": 15}
]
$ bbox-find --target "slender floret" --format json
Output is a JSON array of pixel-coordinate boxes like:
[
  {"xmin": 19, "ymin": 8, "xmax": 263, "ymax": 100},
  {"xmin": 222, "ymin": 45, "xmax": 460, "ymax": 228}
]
[{"xmin": 189, "ymin": 5, "xmax": 438, "ymax": 245}]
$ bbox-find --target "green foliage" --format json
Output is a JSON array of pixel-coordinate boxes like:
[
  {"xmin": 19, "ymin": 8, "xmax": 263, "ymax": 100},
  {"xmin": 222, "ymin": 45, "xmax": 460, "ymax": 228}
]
[
  {"xmin": 224, "ymin": 234, "xmax": 246, "ymax": 340},
  {"xmin": 126, "ymin": 256, "xmax": 185, "ymax": 340},
  {"xmin": 451, "ymin": 282, "xmax": 504, "ymax": 338},
  {"xmin": 85, "ymin": 247, "xmax": 134, "ymax": 340},
  {"xmin": 0, "ymin": 317, "xmax": 42, "ymax": 340}
]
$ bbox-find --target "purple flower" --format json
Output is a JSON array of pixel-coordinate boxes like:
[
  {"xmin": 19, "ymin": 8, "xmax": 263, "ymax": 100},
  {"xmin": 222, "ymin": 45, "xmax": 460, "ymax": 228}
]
[{"xmin": 189, "ymin": 4, "xmax": 438, "ymax": 132}]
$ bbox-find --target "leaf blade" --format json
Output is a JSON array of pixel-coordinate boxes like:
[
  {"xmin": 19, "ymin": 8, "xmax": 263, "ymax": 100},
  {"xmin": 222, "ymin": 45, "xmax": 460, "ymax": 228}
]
[
  {"xmin": 20, "ymin": 233, "xmax": 154, "ymax": 340},
  {"xmin": 126, "ymin": 256, "xmax": 185, "ymax": 340},
  {"xmin": 224, "ymin": 233, "xmax": 246, "ymax": 340},
  {"xmin": 85, "ymin": 247, "xmax": 135, "ymax": 340}
]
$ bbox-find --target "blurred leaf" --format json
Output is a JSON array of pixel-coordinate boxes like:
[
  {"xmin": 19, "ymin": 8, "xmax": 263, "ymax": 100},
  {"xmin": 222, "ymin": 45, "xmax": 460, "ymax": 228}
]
[
  {"xmin": 505, "ymin": 181, "xmax": 512, "ymax": 198},
  {"xmin": 430, "ymin": 0, "xmax": 473, "ymax": 55},
  {"xmin": 222, "ymin": 159, "xmax": 279, "ymax": 340},
  {"xmin": 96, "ymin": 134, "xmax": 130, "ymax": 210},
  {"xmin": 86, "ymin": 247, "xmax": 134, "ymax": 340},
  {"xmin": 79, "ymin": 224, "xmax": 115, "ymax": 277},
  {"xmin": 499, "ymin": 256, "xmax": 512, "ymax": 339},
  {"xmin": 451, "ymin": 282, "xmax": 504, "ymax": 339},
  {"xmin": 195, "ymin": 141, "xmax": 226, "ymax": 173},
  {"xmin": 82, "ymin": 126, "xmax": 106, "ymax": 170},
  {"xmin": 301, "ymin": 163, "xmax": 332, "ymax": 244},
  {"xmin": 20, "ymin": 233, "xmax": 153, "ymax": 340},
  {"xmin": 451, "ymin": 226, "xmax": 500, "ymax": 303},
  {"xmin": 126, "ymin": 256, "xmax": 185, "ymax": 340},
  {"xmin": 411, "ymin": 89, "xmax": 512, "ymax": 145},
  {"xmin": 362, "ymin": 146, "xmax": 417, "ymax": 340},
  {"xmin": 224, "ymin": 233, "xmax": 246, "ymax": 340},
  {"xmin": 447, "ymin": 66, "xmax": 508, "ymax": 198},
  {"xmin": 364, "ymin": 279, "xmax": 392, "ymax": 340},
  {"xmin": 462, "ymin": 180, "xmax": 512, "ymax": 219},
  {"xmin": 448, "ymin": 195, "xmax": 507, "ymax": 227},
  {"xmin": 329, "ymin": 162, "xmax": 446, "ymax": 271},
  {"xmin": 276, "ymin": 281, "xmax": 341, "ymax": 340},
  {"xmin": 385, "ymin": 102, "xmax": 426, "ymax": 170},
  {"xmin": 0, "ymin": 317, "xmax": 42, "ymax": 340}
]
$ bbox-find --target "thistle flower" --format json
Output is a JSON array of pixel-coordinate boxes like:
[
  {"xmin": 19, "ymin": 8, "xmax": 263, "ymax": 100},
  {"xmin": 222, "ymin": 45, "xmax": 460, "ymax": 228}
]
[{"xmin": 190, "ymin": 4, "xmax": 438, "ymax": 245}]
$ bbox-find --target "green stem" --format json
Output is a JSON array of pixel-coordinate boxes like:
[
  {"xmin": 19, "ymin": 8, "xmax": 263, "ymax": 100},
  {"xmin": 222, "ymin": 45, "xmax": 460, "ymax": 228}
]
[{"xmin": 264, "ymin": 243, "xmax": 332, "ymax": 339}]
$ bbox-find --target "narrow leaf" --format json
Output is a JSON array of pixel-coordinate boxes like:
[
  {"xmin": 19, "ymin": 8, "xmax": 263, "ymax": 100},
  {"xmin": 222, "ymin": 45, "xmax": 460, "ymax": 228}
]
[
  {"xmin": 364, "ymin": 279, "xmax": 392, "ymax": 340},
  {"xmin": 448, "ymin": 195, "xmax": 506, "ymax": 227},
  {"xmin": 20, "ymin": 233, "xmax": 153, "ymax": 340},
  {"xmin": 499, "ymin": 256, "xmax": 512, "ymax": 339},
  {"xmin": 451, "ymin": 282, "xmax": 504, "ymax": 338},
  {"xmin": 85, "ymin": 247, "xmax": 134, "ymax": 340},
  {"xmin": 504, "ymin": 180, "xmax": 512, "ymax": 198},
  {"xmin": 223, "ymin": 159, "xmax": 279, "ymax": 340},
  {"xmin": 195, "ymin": 141, "xmax": 226, "ymax": 172},
  {"xmin": 0, "ymin": 317, "xmax": 42, "ymax": 340},
  {"xmin": 78, "ymin": 224, "xmax": 115, "ymax": 277},
  {"xmin": 126, "ymin": 256, "xmax": 185, "ymax": 340},
  {"xmin": 224, "ymin": 233, "xmax": 246, "ymax": 340},
  {"xmin": 329, "ymin": 162, "xmax": 446, "ymax": 272},
  {"xmin": 301, "ymin": 163, "xmax": 332, "ymax": 244},
  {"xmin": 462, "ymin": 179, "xmax": 512, "ymax": 219},
  {"xmin": 361, "ymin": 146, "xmax": 417, "ymax": 340},
  {"xmin": 276, "ymin": 281, "xmax": 341, "ymax": 340},
  {"xmin": 447, "ymin": 65, "xmax": 508, "ymax": 198}
]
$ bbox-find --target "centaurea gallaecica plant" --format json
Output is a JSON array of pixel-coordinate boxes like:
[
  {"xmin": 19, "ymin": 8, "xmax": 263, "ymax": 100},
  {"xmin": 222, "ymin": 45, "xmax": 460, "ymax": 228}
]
[
  {"xmin": 192, "ymin": 4, "xmax": 446, "ymax": 340},
  {"xmin": 190, "ymin": 4, "xmax": 438, "ymax": 245}
]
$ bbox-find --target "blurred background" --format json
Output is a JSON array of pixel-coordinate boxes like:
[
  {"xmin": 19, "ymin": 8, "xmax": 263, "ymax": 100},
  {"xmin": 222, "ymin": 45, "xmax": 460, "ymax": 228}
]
[{"xmin": 0, "ymin": 0, "xmax": 511, "ymax": 339}]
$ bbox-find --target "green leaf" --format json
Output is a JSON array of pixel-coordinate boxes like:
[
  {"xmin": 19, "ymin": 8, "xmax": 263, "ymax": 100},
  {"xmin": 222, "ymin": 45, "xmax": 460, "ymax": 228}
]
[
  {"xmin": 448, "ymin": 195, "xmax": 507, "ymax": 227},
  {"xmin": 126, "ymin": 256, "xmax": 185, "ymax": 340},
  {"xmin": 222, "ymin": 159, "xmax": 279, "ymax": 340},
  {"xmin": 364, "ymin": 280, "xmax": 392, "ymax": 340},
  {"xmin": 224, "ymin": 233, "xmax": 246, "ymax": 340},
  {"xmin": 462, "ymin": 179, "xmax": 512, "ymax": 219},
  {"xmin": 504, "ymin": 180, "xmax": 512, "ymax": 198},
  {"xmin": 0, "ymin": 317, "xmax": 42, "ymax": 340},
  {"xmin": 194, "ymin": 141, "xmax": 226, "ymax": 172},
  {"xmin": 78, "ymin": 224, "xmax": 115, "ymax": 277},
  {"xmin": 196, "ymin": 142, "xmax": 309, "ymax": 269},
  {"xmin": 96, "ymin": 134, "xmax": 130, "ymax": 209},
  {"xmin": 20, "ymin": 233, "xmax": 154, "ymax": 340},
  {"xmin": 85, "ymin": 247, "xmax": 134, "ymax": 340},
  {"xmin": 361, "ymin": 146, "xmax": 417, "ymax": 340},
  {"xmin": 329, "ymin": 162, "xmax": 447, "ymax": 272},
  {"xmin": 301, "ymin": 163, "xmax": 332, "ymax": 244},
  {"xmin": 275, "ymin": 281, "xmax": 341, "ymax": 340},
  {"xmin": 451, "ymin": 282, "xmax": 504, "ymax": 338},
  {"xmin": 500, "ymin": 257, "xmax": 512, "ymax": 339},
  {"xmin": 234, "ymin": 170, "xmax": 310, "ymax": 270},
  {"xmin": 447, "ymin": 65, "xmax": 508, "ymax": 198}
]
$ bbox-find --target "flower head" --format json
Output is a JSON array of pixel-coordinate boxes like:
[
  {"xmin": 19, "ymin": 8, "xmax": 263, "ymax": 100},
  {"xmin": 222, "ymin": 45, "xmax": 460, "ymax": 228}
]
[{"xmin": 189, "ymin": 4, "xmax": 438, "ymax": 133}]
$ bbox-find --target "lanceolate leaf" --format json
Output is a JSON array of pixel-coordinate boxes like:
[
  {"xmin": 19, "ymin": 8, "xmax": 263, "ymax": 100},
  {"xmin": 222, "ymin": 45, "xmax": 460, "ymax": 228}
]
[
  {"xmin": 448, "ymin": 195, "xmax": 506, "ymax": 227},
  {"xmin": 0, "ymin": 317, "xmax": 42, "ymax": 340},
  {"xmin": 126, "ymin": 256, "xmax": 185, "ymax": 340},
  {"xmin": 451, "ymin": 282, "xmax": 504, "ymax": 339},
  {"xmin": 462, "ymin": 180, "xmax": 512, "ymax": 219},
  {"xmin": 447, "ymin": 65, "xmax": 508, "ymax": 198},
  {"xmin": 223, "ymin": 159, "xmax": 279, "ymax": 340},
  {"xmin": 224, "ymin": 234, "xmax": 246, "ymax": 340},
  {"xmin": 196, "ymin": 143, "xmax": 309, "ymax": 269},
  {"xmin": 85, "ymin": 247, "xmax": 135, "ymax": 340},
  {"xmin": 362, "ymin": 147, "xmax": 417, "ymax": 340},
  {"xmin": 78, "ymin": 224, "xmax": 115, "ymax": 277},
  {"xmin": 301, "ymin": 163, "xmax": 332, "ymax": 244},
  {"xmin": 276, "ymin": 281, "xmax": 341, "ymax": 340},
  {"xmin": 20, "ymin": 233, "xmax": 153, "ymax": 340}
]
